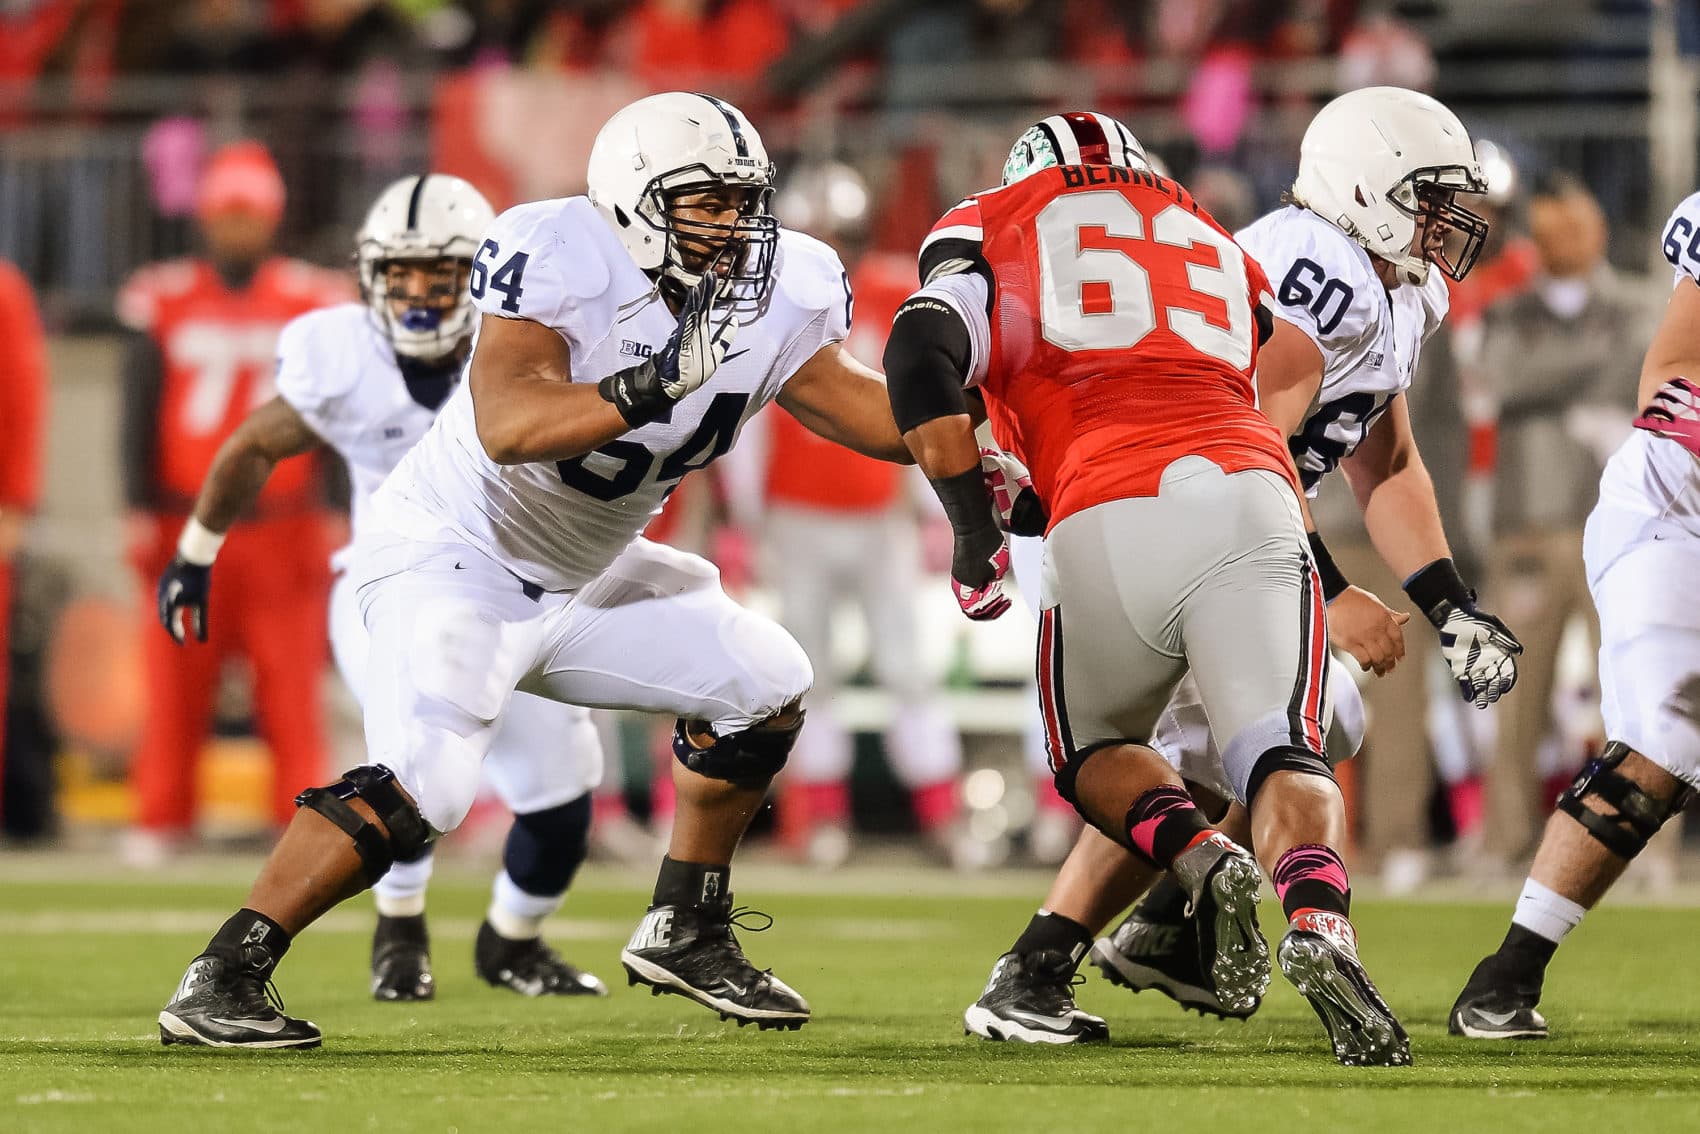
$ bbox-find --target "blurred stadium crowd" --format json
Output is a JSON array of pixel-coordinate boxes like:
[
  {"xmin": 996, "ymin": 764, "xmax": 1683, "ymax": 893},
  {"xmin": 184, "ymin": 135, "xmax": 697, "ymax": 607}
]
[{"xmin": 0, "ymin": 0, "xmax": 1692, "ymax": 890}]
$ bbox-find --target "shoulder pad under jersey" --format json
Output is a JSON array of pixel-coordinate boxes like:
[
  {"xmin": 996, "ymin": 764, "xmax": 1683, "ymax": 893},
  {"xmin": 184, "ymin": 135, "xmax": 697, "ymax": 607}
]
[
  {"xmin": 1237, "ymin": 206, "xmax": 1381, "ymax": 359},
  {"xmin": 471, "ymin": 197, "xmax": 614, "ymax": 330},
  {"xmin": 1660, "ymin": 190, "xmax": 1700, "ymax": 285}
]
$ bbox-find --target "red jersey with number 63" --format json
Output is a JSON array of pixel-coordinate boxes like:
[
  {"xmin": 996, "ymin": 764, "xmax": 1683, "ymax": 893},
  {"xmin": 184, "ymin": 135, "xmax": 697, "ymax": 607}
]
[{"xmin": 920, "ymin": 165, "xmax": 1295, "ymax": 529}]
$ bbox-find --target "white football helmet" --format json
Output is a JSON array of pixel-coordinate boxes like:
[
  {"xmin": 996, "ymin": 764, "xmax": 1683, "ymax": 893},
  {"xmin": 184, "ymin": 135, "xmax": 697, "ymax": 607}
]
[
  {"xmin": 1003, "ymin": 111, "xmax": 1150, "ymax": 186},
  {"xmin": 357, "ymin": 173, "xmax": 494, "ymax": 361},
  {"xmin": 1293, "ymin": 86, "xmax": 1488, "ymax": 285},
  {"xmin": 586, "ymin": 91, "xmax": 777, "ymax": 306}
]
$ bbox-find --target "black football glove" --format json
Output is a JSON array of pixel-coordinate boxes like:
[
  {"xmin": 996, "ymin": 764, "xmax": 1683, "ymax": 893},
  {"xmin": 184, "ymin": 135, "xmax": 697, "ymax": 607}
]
[{"xmin": 158, "ymin": 556, "xmax": 211, "ymax": 645}]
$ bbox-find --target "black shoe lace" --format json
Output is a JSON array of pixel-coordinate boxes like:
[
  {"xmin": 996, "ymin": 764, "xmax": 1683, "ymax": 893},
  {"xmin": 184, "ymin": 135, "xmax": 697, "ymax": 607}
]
[
  {"xmin": 264, "ymin": 978, "xmax": 288, "ymax": 1017},
  {"xmin": 727, "ymin": 906, "xmax": 774, "ymax": 933}
]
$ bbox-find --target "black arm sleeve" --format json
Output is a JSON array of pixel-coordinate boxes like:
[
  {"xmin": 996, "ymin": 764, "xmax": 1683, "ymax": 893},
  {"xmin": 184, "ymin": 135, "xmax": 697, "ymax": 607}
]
[
  {"xmin": 1255, "ymin": 301, "xmax": 1274, "ymax": 347},
  {"xmin": 884, "ymin": 295, "xmax": 974, "ymax": 435},
  {"xmin": 120, "ymin": 330, "xmax": 165, "ymax": 511}
]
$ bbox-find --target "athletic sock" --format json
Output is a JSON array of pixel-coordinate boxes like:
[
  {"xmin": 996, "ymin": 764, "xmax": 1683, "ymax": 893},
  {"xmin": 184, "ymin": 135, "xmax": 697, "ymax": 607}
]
[
  {"xmin": 1272, "ymin": 844, "xmax": 1352, "ymax": 920},
  {"xmin": 1124, "ymin": 785, "xmax": 1213, "ymax": 868},
  {"xmin": 1135, "ymin": 874, "xmax": 1191, "ymax": 922},
  {"xmin": 1509, "ymin": 878, "xmax": 1586, "ymax": 949},
  {"xmin": 652, "ymin": 855, "xmax": 730, "ymax": 909},
  {"xmin": 373, "ymin": 851, "xmax": 434, "ymax": 918},
  {"xmin": 208, "ymin": 908, "xmax": 292, "ymax": 972},
  {"xmin": 1010, "ymin": 909, "xmax": 1093, "ymax": 966},
  {"xmin": 487, "ymin": 869, "xmax": 566, "ymax": 940}
]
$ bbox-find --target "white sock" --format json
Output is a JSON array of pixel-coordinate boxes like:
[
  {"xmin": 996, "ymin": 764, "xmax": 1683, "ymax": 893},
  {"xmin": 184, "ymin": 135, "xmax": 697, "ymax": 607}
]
[
  {"xmin": 1510, "ymin": 879, "xmax": 1587, "ymax": 945},
  {"xmin": 373, "ymin": 853, "xmax": 434, "ymax": 918},
  {"xmin": 486, "ymin": 870, "xmax": 565, "ymax": 940}
]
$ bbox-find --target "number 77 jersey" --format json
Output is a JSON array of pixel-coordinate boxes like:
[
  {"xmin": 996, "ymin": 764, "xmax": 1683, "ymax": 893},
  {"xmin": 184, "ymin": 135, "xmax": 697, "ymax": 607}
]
[{"xmin": 918, "ymin": 166, "xmax": 1296, "ymax": 528}]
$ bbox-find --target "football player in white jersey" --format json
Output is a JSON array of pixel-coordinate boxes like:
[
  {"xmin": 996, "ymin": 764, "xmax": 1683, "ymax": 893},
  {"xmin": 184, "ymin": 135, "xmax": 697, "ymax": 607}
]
[
  {"xmin": 155, "ymin": 173, "xmax": 610, "ymax": 1006},
  {"xmin": 157, "ymin": 92, "xmax": 911, "ymax": 1049},
  {"xmin": 1450, "ymin": 196, "xmax": 1700, "ymax": 1040},
  {"xmin": 964, "ymin": 89, "xmax": 1525, "ymax": 1063}
]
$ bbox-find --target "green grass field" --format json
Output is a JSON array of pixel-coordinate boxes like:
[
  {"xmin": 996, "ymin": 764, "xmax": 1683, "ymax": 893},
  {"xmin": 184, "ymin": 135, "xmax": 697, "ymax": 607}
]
[{"xmin": 2, "ymin": 860, "xmax": 1699, "ymax": 1133}]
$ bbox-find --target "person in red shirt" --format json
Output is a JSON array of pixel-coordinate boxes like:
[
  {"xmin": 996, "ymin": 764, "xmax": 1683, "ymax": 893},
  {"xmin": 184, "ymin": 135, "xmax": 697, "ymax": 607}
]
[
  {"xmin": 118, "ymin": 141, "xmax": 351, "ymax": 864},
  {"xmin": 743, "ymin": 163, "xmax": 974, "ymax": 868},
  {"xmin": 885, "ymin": 112, "xmax": 1408, "ymax": 1064},
  {"xmin": 0, "ymin": 259, "xmax": 48, "ymax": 830}
]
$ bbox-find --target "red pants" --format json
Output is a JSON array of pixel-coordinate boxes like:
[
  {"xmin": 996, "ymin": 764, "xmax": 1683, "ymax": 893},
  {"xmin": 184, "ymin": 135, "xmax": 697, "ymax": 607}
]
[{"xmin": 131, "ymin": 514, "xmax": 332, "ymax": 832}]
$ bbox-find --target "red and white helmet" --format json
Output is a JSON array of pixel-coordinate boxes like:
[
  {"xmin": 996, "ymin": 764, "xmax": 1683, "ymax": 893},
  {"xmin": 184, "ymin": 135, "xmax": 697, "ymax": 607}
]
[{"xmin": 1002, "ymin": 112, "xmax": 1151, "ymax": 185}]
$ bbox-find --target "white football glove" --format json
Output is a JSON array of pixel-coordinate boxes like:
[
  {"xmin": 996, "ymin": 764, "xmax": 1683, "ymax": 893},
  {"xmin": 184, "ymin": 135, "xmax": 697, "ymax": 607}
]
[
  {"xmin": 659, "ymin": 276, "xmax": 739, "ymax": 400},
  {"xmin": 1436, "ymin": 606, "xmax": 1523, "ymax": 708},
  {"xmin": 598, "ymin": 275, "xmax": 738, "ymax": 426}
]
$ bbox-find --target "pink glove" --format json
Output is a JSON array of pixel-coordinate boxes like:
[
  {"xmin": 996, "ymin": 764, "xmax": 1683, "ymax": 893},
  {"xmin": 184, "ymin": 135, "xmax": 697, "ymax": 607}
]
[
  {"xmin": 952, "ymin": 540, "xmax": 1013, "ymax": 621},
  {"xmin": 1634, "ymin": 376, "xmax": 1700, "ymax": 458},
  {"xmin": 979, "ymin": 447, "xmax": 1047, "ymax": 536}
]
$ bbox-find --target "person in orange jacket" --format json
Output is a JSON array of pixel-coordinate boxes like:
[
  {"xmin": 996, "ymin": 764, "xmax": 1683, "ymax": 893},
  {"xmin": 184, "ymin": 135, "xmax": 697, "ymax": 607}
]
[{"xmin": 118, "ymin": 141, "xmax": 351, "ymax": 865}]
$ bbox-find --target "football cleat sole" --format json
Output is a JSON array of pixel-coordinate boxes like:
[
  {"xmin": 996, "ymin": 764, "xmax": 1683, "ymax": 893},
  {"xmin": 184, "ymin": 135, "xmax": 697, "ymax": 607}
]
[
  {"xmin": 1197, "ymin": 853, "xmax": 1270, "ymax": 1017},
  {"xmin": 157, "ymin": 1010, "xmax": 321, "ymax": 1050},
  {"xmin": 619, "ymin": 950, "xmax": 809, "ymax": 1031},
  {"xmin": 1277, "ymin": 932, "xmax": 1410, "ymax": 1067},
  {"xmin": 962, "ymin": 1004, "xmax": 1108, "ymax": 1045},
  {"xmin": 1087, "ymin": 940, "xmax": 1247, "ymax": 1020}
]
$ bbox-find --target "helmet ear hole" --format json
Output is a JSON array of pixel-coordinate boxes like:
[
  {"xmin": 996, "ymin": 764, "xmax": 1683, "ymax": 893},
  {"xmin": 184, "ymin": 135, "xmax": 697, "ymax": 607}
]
[
  {"xmin": 1354, "ymin": 186, "xmax": 1369, "ymax": 208},
  {"xmin": 614, "ymin": 204, "xmax": 631, "ymax": 228}
]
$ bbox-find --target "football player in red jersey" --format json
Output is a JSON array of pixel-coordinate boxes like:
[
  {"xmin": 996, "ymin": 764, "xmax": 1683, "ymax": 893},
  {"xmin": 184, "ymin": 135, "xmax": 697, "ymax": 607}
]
[
  {"xmin": 119, "ymin": 141, "xmax": 351, "ymax": 864},
  {"xmin": 885, "ymin": 113, "xmax": 1409, "ymax": 1065}
]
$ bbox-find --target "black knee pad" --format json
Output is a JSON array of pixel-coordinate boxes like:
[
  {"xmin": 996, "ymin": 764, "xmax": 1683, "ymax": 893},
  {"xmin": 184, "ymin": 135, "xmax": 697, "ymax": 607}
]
[
  {"xmin": 295, "ymin": 765, "xmax": 434, "ymax": 886},
  {"xmin": 1556, "ymin": 741, "xmax": 1693, "ymax": 860},
  {"xmin": 1245, "ymin": 744, "xmax": 1336, "ymax": 805},
  {"xmin": 673, "ymin": 711, "xmax": 805, "ymax": 787},
  {"xmin": 1051, "ymin": 739, "xmax": 1124, "ymax": 811}
]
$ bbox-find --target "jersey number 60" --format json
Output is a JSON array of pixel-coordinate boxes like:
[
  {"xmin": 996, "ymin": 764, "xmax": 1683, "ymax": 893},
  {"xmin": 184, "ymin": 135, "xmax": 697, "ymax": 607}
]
[{"xmin": 1034, "ymin": 192, "xmax": 1252, "ymax": 369}]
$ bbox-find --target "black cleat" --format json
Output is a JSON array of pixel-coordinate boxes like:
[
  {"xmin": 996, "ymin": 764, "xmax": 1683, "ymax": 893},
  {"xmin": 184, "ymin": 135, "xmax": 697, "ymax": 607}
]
[
  {"xmin": 963, "ymin": 950, "xmax": 1109, "ymax": 1044},
  {"xmin": 1090, "ymin": 903, "xmax": 1256, "ymax": 1020},
  {"xmin": 159, "ymin": 948, "xmax": 320, "ymax": 1050},
  {"xmin": 475, "ymin": 920, "xmax": 608, "ymax": 997},
  {"xmin": 619, "ymin": 899, "xmax": 809, "ymax": 1029},
  {"xmin": 1277, "ymin": 912, "xmax": 1410, "ymax": 1067},
  {"xmin": 1449, "ymin": 954, "xmax": 1549, "ymax": 1039},
  {"xmin": 371, "ymin": 914, "xmax": 435, "ymax": 1002}
]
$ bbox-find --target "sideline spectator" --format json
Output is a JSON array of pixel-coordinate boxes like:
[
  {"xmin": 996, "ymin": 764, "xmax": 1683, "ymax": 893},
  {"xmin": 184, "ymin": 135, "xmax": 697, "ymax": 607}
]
[
  {"xmin": 1478, "ymin": 176, "xmax": 1656, "ymax": 863},
  {"xmin": 117, "ymin": 141, "xmax": 349, "ymax": 866}
]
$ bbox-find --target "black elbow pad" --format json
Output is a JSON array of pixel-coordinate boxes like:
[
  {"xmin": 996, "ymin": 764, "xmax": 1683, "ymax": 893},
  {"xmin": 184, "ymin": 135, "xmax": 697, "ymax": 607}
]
[
  {"xmin": 1254, "ymin": 301, "xmax": 1274, "ymax": 347},
  {"xmin": 884, "ymin": 296, "xmax": 974, "ymax": 435}
]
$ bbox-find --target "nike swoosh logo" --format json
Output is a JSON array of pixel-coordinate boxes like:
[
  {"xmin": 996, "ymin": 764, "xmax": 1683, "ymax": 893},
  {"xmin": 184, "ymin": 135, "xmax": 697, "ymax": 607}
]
[
  {"xmin": 1473, "ymin": 1009, "xmax": 1520, "ymax": 1026},
  {"xmin": 210, "ymin": 1015, "xmax": 288, "ymax": 1033},
  {"xmin": 721, "ymin": 349, "xmax": 749, "ymax": 364}
]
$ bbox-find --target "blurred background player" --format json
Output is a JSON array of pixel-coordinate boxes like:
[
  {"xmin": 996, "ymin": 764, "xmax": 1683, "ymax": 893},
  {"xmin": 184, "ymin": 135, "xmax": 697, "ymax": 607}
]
[
  {"xmin": 741, "ymin": 161, "xmax": 973, "ymax": 869},
  {"xmin": 117, "ymin": 141, "xmax": 350, "ymax": 866},
  {"xmin": 156, "ymin": 173, "xmax": 608, "ymax": 1002},
  {"xmin": 1450, "ymin": 189, "xmax": 1700, "ymax": 1040},
  {"xmin": 0, "ymin": 256, "xmax": 48, "ymax": 839},
  {"xmin": 1476, "ymin": 175, "xmax": 1658, "ymax": 869}
]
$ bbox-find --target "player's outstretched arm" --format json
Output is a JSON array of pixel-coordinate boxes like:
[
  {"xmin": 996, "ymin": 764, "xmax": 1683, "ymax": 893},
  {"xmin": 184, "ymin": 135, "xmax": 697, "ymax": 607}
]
[
  {"xmin": 473, "ymin": 273, "xmax": 736, "ymax": 463},
  {"xmin": 1344, "ymin": 394, "xmax": 1521, "ymax": 706},
  {"xmin": 884, "ymin": 294, "xmax": 1011, "ymax": 621},
  {"xmin": 469, "ymin": 313, "xmax": 634, "ymax": 464},
  {"xmin": 775, "ymin": 341, "xmax": 914, "ymax": 464},
  {"xmin": 158, "ymin": 396, "xmax": 322, "ymax": 645}
]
